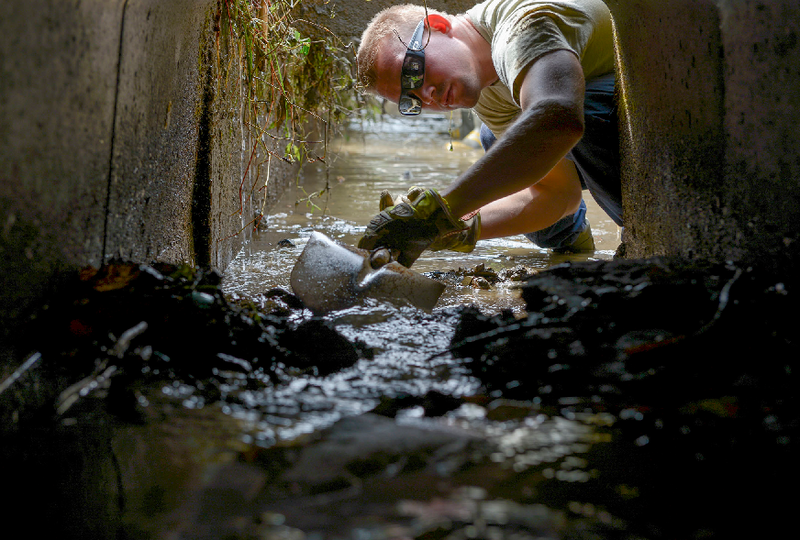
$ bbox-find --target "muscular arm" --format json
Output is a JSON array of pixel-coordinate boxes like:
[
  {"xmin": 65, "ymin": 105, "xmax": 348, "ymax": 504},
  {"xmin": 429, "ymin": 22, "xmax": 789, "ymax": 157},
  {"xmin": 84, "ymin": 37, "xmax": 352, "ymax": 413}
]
[
  {"xmin": 441, "ymin": 49, "xmax": 586, "ymax": 218},
  {"xmin": 479, "ymin": 157, "xmax": 583, "ymax": 238}
]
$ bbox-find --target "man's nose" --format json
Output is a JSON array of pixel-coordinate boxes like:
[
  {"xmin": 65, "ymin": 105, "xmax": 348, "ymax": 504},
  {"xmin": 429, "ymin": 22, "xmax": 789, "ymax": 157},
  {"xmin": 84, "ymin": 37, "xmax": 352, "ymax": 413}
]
[{"xmin": 419, "ymin": 84, "xmax": 436, "ymax": 105}]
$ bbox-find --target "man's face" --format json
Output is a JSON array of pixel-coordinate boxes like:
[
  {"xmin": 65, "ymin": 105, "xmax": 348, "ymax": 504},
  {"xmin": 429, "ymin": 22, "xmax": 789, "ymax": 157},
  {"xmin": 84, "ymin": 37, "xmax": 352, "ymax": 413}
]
[{"xmin": 374, "ymin": 29, "xmax": 484, "ymax": 113}]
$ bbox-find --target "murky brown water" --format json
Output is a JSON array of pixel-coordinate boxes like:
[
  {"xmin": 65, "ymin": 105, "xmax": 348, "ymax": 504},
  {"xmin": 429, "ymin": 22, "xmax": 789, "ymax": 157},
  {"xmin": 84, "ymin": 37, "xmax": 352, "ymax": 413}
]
[
  {"xmin": 222, "ymin": 112, "xmax": 620, "ymax": 314},
  {"xmin": 8, "ymin": 115, "xmax": 792, "ymax": 540},
  {"xmin": 216, "ymin": 112, "xmax": 624, "ymax": 445}
]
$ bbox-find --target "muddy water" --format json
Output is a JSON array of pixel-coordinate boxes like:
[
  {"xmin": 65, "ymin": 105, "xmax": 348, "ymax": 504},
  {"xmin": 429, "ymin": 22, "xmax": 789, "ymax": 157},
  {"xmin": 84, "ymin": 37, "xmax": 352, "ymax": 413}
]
[
  {"xmin": 223, "ymin": 112, "xmax": 620, "ymax": 313},
  {"xmin": 220, "ymin": 112, "xmax": 620, "ymax": 441},
  {"xmin": 199, "ymin": 114, "xmax": 633, "ymax": 538}
]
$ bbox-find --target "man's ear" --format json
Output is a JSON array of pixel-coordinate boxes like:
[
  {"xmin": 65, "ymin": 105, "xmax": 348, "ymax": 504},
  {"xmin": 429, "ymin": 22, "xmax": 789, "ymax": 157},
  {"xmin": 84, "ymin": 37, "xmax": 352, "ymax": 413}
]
[{"xmin": 426, "ymin": 14, "xmax": 451, "ymax": 34}]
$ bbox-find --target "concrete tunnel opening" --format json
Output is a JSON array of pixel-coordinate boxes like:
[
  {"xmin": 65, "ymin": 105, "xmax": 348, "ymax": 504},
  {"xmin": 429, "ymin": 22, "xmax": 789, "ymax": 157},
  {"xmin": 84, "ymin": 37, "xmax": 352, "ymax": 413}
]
[{"xmin": 1, "ymin": 1, "xmax": 798, "ymax": 538}]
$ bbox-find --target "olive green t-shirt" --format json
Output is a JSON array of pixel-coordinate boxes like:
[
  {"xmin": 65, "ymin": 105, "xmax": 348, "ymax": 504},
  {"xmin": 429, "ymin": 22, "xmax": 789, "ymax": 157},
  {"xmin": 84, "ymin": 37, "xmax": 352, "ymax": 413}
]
[{"xmin": 466, "ymin": 0, "xmax": 615, "ymax": 137}]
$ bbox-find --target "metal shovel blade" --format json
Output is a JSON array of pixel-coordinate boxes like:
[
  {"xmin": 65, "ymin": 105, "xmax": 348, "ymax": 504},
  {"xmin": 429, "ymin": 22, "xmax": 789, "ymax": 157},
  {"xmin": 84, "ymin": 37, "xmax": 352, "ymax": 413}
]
[{"xmin": 290, "ymin": 232, "xmax": 445, "ymax": 313}]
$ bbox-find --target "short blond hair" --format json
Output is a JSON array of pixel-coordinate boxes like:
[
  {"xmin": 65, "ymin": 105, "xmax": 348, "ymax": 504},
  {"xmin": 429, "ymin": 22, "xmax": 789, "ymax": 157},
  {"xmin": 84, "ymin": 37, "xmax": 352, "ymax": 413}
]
[{"xmin": 356, "ymin": 5, "xmax": 448, "ymax": 93}]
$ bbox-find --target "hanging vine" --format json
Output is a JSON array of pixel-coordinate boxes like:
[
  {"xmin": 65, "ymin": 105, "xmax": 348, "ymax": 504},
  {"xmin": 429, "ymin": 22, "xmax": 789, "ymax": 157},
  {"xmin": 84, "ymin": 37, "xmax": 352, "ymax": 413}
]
[{"xmin": 217, "ymin": 0, "xmax": 361, "ymax": 231}]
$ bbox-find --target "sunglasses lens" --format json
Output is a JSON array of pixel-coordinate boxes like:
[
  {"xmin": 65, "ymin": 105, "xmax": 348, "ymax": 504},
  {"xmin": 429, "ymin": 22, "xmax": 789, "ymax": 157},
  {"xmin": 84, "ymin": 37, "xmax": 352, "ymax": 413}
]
[
  {"xmin": 399, "ymin": 94, "xmax": 422, "ymax": 115},
  {"xmin": 401, "ymin": 54, "xmax": 424, "ymax": 89}
]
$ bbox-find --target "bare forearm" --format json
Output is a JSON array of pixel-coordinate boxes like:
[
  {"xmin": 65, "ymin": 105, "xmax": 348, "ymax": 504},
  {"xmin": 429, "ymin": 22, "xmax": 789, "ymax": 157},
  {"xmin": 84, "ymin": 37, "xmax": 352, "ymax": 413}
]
[
  {"xmin": 478, "ymin": 157, "xmax": 583, "ymax": 239},
  {"xmin": 441, "ymin": 49, "xmax": 586, "ymax": 219}
]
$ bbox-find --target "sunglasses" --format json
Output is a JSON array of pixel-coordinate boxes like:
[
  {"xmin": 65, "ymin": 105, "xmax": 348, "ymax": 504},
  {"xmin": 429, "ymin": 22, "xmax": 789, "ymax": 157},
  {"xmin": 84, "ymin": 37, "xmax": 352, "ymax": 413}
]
[{"xmin": 398, "ymin": 19, "xmax": 426, "ymax": 116}]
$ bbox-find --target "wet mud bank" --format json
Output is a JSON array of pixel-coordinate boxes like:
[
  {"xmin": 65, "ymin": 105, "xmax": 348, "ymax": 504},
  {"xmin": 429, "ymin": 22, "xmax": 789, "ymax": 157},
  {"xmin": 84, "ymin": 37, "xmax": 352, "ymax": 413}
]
[
  {"xmin": 452, "ymin": 257, "xmax": 798, "ymax": 537},
  {"xmin": 1, "ymin": 256, "xmax": 796, "ymax": 539}
]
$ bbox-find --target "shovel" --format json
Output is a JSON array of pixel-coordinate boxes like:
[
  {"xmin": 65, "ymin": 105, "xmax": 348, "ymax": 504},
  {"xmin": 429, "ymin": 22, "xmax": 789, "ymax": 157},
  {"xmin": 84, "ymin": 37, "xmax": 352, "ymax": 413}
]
[{"xmin": 290, "ymin": 232, "xmax": 445, "ymax": 314}]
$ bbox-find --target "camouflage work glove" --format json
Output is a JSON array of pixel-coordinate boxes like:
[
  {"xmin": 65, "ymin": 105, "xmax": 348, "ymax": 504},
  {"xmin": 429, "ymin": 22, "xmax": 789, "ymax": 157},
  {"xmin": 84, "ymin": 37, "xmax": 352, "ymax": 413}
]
[
  {"xmin": 378, "ymin": 187, "xmax": 481, "ymax": 254},
  {"xmin": 428, "ymin": 208, "xmax": 481, "ymax": 253},
  {"xmin": 359, "ymin": 187, "xmax": 479, "ymax": 267}
]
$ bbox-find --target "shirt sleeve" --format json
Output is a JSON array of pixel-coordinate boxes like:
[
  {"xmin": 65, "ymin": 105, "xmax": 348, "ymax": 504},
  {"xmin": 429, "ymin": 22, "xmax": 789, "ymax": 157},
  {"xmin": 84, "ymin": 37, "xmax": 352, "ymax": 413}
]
[{"xmin": 491, "ymin": 5, "xmax": 594, "ymax": 104}]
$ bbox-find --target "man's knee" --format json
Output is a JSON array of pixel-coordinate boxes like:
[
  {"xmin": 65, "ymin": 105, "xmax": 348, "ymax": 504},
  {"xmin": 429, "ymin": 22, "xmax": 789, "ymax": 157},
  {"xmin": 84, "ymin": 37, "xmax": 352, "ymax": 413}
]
[
  {"xmin": 524, "ymin": 200, "xmax": 588, "ymax": 249},
  {"xmin": 480, "ymin": 124, "xmax": 496, "ymax": 152}
]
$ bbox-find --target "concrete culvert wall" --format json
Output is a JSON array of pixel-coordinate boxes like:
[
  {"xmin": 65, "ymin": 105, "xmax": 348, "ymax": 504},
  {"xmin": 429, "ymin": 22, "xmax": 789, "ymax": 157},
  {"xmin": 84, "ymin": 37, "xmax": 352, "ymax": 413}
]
[
  {"xmin": 0, "ymin": 0, "xmax": 299, "ymax": 338},
  {"xmin": 2, "ymin": 0, "xmax": 799, "ymax": 341},
  {"xmin": 608, "ymin": 0, "xmax": 800, "ymax": 275}
]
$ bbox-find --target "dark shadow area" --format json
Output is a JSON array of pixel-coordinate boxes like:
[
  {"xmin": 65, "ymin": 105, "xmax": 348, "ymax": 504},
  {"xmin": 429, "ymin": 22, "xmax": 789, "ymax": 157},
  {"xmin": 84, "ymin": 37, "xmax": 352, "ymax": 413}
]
[{"xmin": 1, "ymin": 257, "xmax": 796, "ymax": 539}]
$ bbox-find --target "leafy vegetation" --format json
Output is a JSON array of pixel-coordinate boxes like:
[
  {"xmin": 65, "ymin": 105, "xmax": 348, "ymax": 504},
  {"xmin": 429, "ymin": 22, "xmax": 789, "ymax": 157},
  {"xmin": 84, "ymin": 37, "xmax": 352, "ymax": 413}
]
[{"xmin": 218, "ymin": 0, "xmax": 364, "ymax": 224}]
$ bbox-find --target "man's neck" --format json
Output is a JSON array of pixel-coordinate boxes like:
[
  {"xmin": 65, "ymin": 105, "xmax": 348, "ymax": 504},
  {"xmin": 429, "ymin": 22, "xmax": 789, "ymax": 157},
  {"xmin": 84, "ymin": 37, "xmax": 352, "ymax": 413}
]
[{"xmin": 459, "ymin": 15, "xmax": 499, "ymax": 89}]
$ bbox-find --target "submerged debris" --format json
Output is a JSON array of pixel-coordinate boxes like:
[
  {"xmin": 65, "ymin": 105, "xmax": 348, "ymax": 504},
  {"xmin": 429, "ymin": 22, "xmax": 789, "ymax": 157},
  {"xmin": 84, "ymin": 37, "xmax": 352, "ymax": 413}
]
[
  {"xmin": 2, "ymin": 257, "xmax": 797, "ymax": 540},
  {"xmin": 447, "ymin": 256, "xmax": 798, "ymax": 539},
  {"xmin": 428, "ymin": 262, "xmax": 537, "ymax": 291},
  {"xmin": 2, "ymin": 261, "xmax": 365, "ymax": 428}
]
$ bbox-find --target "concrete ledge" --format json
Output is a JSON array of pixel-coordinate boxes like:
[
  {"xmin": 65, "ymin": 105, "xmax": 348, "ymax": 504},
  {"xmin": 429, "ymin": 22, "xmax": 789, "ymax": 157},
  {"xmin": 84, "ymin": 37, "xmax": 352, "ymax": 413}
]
[
  {"xmin": 719, "ymin": 0, "xmax": 800, "ymax": 268},
  {"xmin": 105, "ymin": 0, "xmax": 212, "ymax": 266},
  {"xmin": 608, "ymin": 0, "xmax": 727, "ymax": 259}
]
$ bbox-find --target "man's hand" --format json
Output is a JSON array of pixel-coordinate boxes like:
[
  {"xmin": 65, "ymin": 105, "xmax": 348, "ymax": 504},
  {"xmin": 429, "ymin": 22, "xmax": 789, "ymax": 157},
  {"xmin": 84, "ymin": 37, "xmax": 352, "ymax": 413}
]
[
  {"xmin": 428, "ymin": 209, "xmax": 480, "ymax": 253},
  {"xmin": 358, "ymin": 187, "xmax": 478, "ymax": 267},
  {"xmin": 378, "ymin": 187, "xmax": 481, "ymax": 254}
]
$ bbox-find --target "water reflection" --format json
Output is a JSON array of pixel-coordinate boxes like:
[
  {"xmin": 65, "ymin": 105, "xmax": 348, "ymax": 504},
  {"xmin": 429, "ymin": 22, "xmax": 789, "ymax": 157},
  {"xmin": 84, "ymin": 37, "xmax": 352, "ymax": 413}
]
[
  {"xmin": 219, "ymin": 112, "xmax": 622, "ymax": 443},
  {"xmin": 223, "ymin": 112, "xmax": 620, "ymax": 314},
  {"xmin": 7, "ymin": 115, "xmax": 791, "ymax": 539}
]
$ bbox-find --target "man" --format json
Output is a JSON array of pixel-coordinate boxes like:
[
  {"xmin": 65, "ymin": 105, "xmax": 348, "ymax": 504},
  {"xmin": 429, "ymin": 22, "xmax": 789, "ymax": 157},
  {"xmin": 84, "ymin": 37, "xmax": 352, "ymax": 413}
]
[{"xmin": 356, "ymin": 0, "xmax": 622, "ymax": 267}]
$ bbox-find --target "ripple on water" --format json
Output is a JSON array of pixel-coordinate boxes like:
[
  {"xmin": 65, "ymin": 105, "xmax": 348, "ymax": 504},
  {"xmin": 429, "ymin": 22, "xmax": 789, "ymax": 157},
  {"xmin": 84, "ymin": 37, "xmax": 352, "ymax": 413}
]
[{"xmin": 220, "ymin": 112, "xmax": 619, "ymax": 443}]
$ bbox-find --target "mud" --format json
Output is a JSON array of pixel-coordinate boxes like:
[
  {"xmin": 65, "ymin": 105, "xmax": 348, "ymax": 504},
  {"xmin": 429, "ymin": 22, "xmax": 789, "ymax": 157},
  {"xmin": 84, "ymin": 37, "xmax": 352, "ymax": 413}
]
[
  {"xmin": 1, "ymin": 262, "xmax": 364, "ymax": 427},
  {"xmin": 449, "ymin": 257, "xmax": 798, "ymax": 538},
  {"xmin": 1, "ymin": 256, "xmax": 796, "ymax": 539}
]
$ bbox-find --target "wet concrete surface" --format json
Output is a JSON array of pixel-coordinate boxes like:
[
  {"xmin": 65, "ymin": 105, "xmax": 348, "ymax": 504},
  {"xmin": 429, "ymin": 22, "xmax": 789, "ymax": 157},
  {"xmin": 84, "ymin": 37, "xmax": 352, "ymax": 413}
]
[{"xmin": 1, "ymin": 115, "xmax": 797, "ymax": 539}]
